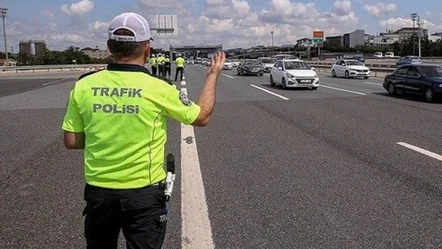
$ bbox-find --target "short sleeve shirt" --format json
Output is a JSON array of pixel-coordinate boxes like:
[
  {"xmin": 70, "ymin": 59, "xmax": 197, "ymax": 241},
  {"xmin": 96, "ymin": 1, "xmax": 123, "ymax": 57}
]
[
  {"xmin": 62, "ymin": 63, "xmax": 200, "ymax": 189},
  {"xmin": 176, "ymin": 57, "xmax": 185, "ymax": 68}
]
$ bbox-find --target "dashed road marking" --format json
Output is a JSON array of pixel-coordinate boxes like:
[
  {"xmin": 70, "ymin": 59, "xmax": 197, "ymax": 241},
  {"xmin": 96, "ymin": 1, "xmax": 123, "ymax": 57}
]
[
  {"xmin": 397, "ymin": 142, "xmax": 442, "ymax": 162},
  {"xmin": 321, "ymin": 85, "xmax": 366, "ymax": 95},
  {"xmin": 250, "ymin": 84, "xmax": 289, "ymax": 100}
]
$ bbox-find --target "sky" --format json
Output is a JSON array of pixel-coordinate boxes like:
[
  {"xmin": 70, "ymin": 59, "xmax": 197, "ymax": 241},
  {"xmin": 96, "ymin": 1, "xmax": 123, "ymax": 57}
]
[{"xmin": 0, "ymin": 0, "xmax": 441, "ymax": 52}]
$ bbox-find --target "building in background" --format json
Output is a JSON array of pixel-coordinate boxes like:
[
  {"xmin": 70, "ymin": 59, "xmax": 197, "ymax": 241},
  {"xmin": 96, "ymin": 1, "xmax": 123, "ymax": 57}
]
[
  {"xmin": 19, "ymin": 40, "xmax": 47, "ymax": 57},
  {"xmin": 296, "ymin": 38, "xmax": 312, "ymax": 47},
  {"xmin": 349, "ymin": 29, "xmax": 365, "ymax": 48},
  {"xmin": 396, "ymin": 27, "xmax": 428, "ymax": 42},
  {"xmin": 343, "ymin": 33, "xmax": 350, "ymax": 48},
  {"xmin": 325, "ymin": 36, "xmax": 343, "ymax": 47},
  {"xmin": 81, "ymin": 46, "xmax": 110, "ymax": 59},
  {"xmin": 368, "ymin": 31, "xmax": 400, "ymax": 46}
]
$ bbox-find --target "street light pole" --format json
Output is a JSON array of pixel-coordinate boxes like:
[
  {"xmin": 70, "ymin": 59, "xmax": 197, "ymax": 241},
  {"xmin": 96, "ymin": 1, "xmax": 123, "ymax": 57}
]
[
  {"xmin": 411, "ymin": 13, "xmax": 417, "ymax": 56},
  {"xmin": 270, "ymin": 31, "xmax": 274, "ymax": 56},
  {"xmin": 0, "ymin": 7, "xmax": 8, "ymax": 67},
  {"xmin": 418, "ymin": 15, "xmax": 422, "ymax": 58}
]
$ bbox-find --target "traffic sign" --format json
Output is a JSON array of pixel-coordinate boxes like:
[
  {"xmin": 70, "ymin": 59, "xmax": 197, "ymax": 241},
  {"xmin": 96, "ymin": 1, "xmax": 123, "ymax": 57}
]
[{"xmin": 313, "ymin": 31, "xmax": 324, "ymax": 44}]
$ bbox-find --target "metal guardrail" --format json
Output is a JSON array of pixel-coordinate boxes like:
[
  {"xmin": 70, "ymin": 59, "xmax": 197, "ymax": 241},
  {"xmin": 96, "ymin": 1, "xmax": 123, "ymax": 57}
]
[{"xmin": 0, "ymin": 64, "xmax": 107, "ymax": 73}]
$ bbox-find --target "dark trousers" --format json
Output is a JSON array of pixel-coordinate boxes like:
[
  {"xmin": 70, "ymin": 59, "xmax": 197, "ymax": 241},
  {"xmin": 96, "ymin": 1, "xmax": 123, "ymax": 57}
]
[
  {"xmin": 164, "ymin": 66, "xmax": 171, "ymax": 79},
  {"xmin": 175, "ymin": 67, "xmax": 184, "ymax": 81},
  {"xmin": 83, "ymin": 183, "xmax": 167, "ymax": 249},
  {"xmin": 151, "ymin": 66, "xmax": 157, "ymax": 76},
  {"xmin": 158, "ymin": 65, "xmax": 165, "ymax": 77}
]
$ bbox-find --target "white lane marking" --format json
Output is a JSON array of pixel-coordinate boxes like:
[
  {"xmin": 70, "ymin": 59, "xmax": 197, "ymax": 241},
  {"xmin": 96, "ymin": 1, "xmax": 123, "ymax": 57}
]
[
  {"xmin": 250, "ymin": 84, "xmax": 289, "ymax": 100},
  {"xmin": 365, "ymin": 82, "xmax": 383, "ymax": 86},
  {"xmin": 42, "ymin": 79, "xmax": 68, "ymax": 86},
  {"xmin": 321, "ymin": 85, "xmax": 366, "ymax": 96},
  {"xmin": 180, "ymin": 87, "xmax": 215, "ymax": 249},
  {"xmin": 181, "ymin": 81, "xmax": 186, "ymax": 86},
  {"xmin": 222, "ymin": 74, "xmax": 234, "ymax": 79},
  {"xmin": 397, "ymin": 142, "xmax": 442, "ymax": 162}
]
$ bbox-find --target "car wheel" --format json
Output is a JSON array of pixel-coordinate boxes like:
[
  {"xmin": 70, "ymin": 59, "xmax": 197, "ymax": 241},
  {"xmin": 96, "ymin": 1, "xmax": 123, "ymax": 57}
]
[
  {"xmin": 259, "ymin": 73, "xmax": 263, "ymax": 76},
  {"xmin": 332, "ymin": 69, "xmax": 337, "ymax": 77},
  {"xmin": 270, "ymin": 75, "xmax": 275, "ymax": 86},
  {"xmin": 237, "ymin": 70, "xmax": 242, "ymax": 76},
  {"xmin": 387, "ymin": 82, "xmax": 396, "ymax": 96},
  {"xmin": 281, "ymin": 78, "xmax": 287, "ymax": 89},
  {"xmin": 424, "ymin": 88, "xmax": 435, "ymax": 102},
  {"xmin": 345, "ymin": 71, "xmax": 350, "ymax": 79},
  {"xmin": 311, "ymin": 87, "xmax": 318, "ymax": 90}
]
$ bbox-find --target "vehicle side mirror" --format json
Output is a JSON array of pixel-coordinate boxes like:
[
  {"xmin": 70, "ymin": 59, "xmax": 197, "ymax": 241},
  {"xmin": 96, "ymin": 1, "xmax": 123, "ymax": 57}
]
[{"xmin": 311, "ymin": 67, "xmax": 315, "ymax": 71}]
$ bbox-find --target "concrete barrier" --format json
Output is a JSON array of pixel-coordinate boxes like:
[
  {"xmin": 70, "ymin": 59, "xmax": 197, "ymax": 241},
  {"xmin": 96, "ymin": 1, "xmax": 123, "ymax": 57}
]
[{"xmin": 0, "ymin": 64, "xmax": 108, "ymax": 73}]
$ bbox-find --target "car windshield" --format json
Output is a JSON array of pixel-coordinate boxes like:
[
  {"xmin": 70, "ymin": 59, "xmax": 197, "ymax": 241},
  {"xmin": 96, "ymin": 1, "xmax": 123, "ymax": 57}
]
[
  {"xmin": 284, "ymin": 61, "xmax": 311, "ymax": 70},
  {"xmin": 346, "ymin": 60, "xmax": 364, "ymax": 66},
  {"xmin": 244, "ymin": 60, "xmax": 259, "ymax": 65},
  {"xmin": 261, "ymin": 58, "xmax": 276, "ymax": 63},
  {"xmin": 420, "ymin": 66, "xmax": 442, "ymax": 77}
]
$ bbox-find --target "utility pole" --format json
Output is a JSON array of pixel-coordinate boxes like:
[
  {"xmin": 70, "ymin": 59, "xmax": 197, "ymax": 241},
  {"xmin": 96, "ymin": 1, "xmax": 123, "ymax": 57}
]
[
  {"xmin": 418, "ymin": 15, "xmax": 422, "ymax": 58},
  {"xmin": 0, "ymin": 7, "xmax": 8, "ymax": 67},
  {"xmin": 411, "ymin": 13, "xmax": 417, "ymax": 56},
  {"xmin": 270, "ymin": 31, "xmax": 274, "ymax": 56}
]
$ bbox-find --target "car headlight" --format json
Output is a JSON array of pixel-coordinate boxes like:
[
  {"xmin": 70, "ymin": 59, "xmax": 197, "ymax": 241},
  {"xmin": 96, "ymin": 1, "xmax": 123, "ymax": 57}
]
[
  {"xmin": 314, "ymin": 74, "xmax": 319, "ymax": 79},
  {"xmin": 439, "ymin": 84, "xmax": 442, "ymax": 88},
  {"xmin": 287, "ymin": 74, "xmax": 295, "ymax": 78}
]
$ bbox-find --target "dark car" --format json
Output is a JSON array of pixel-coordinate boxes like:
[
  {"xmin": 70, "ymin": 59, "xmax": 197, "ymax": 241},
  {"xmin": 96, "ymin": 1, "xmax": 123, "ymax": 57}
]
[
  {"xmin": 353, "ymin": 56, "xmax": 365, "ymax": 63},
  {"xmin": 396, "ymin": 56, "xmax": 422, "ymax": 67},
  {"xmin": 383, "ymin": 64, "xmax": 442, "ymax": 102},
  {"xmin": 237, "ymin": 60, "xmax": 264, "ymax": 76}
]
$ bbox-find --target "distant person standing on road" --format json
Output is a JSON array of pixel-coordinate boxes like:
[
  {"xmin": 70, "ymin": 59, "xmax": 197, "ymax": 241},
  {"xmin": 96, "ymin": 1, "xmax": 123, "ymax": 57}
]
[
  {"xmin": 157, "ymin": 53, "xmax": 165, "ymax": 77},
  {"xmin": 175, "ymin": 54, "xmax": 185, "ymax": 82},
  {"xmin": 164, "ymin": 54, "xmax": 172, "ymax": 80},
  {"xmin": 61, "ymin": 12, "xmax": 225, "ymax": 249},
  {"xmin": 149, "ymin": 54, "xmax": 157, "ymax": 75}
]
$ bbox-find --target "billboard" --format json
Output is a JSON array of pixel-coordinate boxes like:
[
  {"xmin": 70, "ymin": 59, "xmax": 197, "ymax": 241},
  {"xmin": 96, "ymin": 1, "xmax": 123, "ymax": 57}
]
[{"xmin": 313, "ymin": 31, "xmax": 324, "ymax": 44}]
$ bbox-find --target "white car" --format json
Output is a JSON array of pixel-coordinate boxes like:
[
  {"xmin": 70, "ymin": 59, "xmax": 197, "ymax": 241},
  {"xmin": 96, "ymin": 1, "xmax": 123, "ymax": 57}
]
[
  {"xmin": 230, "ymin": 60, "xmax": 240, "ymax": 67},
  {"xmin": 223, "ymin": 61, "xmax": 233, "ymax": 70},
  {"xmin": 331, "ymin": 59, "xmax": 370, "ymax": 79},
  {"xmin": 373, "ymin": 52, "xmax": 383, "ymax": 58},
  {"xmin": 270, "ymin": 59, "xmax": 320, "ymax": 90},
  {"xmin": 258, "ymin": 57, "xmax": 277, "ymax": 73}
]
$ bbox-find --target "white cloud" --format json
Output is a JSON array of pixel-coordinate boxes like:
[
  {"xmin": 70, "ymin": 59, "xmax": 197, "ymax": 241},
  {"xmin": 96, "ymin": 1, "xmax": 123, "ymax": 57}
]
[
  {"xmin": 207, "ymin": 0, "xmax": 226, "ymax": 6},
  {"xmin": 89, "ymin": 21, "xmax": 108, "ymax": 32},
  {"xmin": 60, "ymin": 0, "xmax": 94, "ymax": 16},
  {"xmin": 333, "ymin": 0, "xmax": 352, "ymax": 16},
  {"xmin": 42, "ymin": 10, "xmax": 54, "ymax": 17},
  {"xmin": 364, "ymin": 3, "xmax": 397, "ymax": 17}
]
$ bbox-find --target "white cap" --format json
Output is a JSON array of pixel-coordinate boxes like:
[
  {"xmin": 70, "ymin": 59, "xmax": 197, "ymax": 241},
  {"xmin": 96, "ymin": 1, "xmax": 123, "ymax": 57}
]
[{"xmin": 108, "ymin": 12, "xmax": 153, "ymax": 42}]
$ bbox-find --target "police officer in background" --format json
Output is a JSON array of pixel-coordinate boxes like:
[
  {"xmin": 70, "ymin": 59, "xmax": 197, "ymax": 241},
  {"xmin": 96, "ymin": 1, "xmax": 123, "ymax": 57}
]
[
  {"xmin": 61, "ymin": 12, "xmax": 225, "ymax": 249},
  {"xmin": 149, "ymin": 54, "xmax": 157, "ymax": 75},
  {"xmin": 164, "ymin": 54, "xmax": 172, "ymax": 80},
  {"xmin": 157, "ymin": 53, "xmax": 165, "ymax": 77},
  {"xmin": 175, "ymin": 54, "xmax": 185, "ymax": 82}
]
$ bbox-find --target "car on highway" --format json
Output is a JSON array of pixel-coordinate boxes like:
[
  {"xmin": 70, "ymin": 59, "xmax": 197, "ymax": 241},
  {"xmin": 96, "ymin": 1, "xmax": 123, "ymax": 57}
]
[
  {"xmin": 373, "ymin": 52, "xmax": 383, "ymax": 58},
  {"xmin": 383, "ymin": 64, "xmax": 442, "ymax": 102},
  {"xmin": 223, "ymin": 60, "xmax": 234, "ymax": 70},
  {"xmin": 258, "ymin": 57, "xmax": 277, "ymax": 73},
  {"xmin": 331, "ymin": 59, "xmax": 370, "ymax": 79},
  {"xmin": 385, "ymin": 52, "xmax": 395, "ymax": 58},
  {"xmin": 237, "ymin": 60, "xmax": 264, "ymax": 76},
  {"xmin": 270, "ymin": 59, "xmax": 319, "ymax": 90},
  {"xmin": 396, "ymin": 56, "xmax": 422, "ymax": 67}
]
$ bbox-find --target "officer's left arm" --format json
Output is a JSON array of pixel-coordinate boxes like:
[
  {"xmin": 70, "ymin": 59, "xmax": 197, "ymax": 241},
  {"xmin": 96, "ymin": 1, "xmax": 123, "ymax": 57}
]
[
  {"xmin": 64, "ymin": 132, "xmax": 85, "ymax": 149},
  {"xmin": 160, "ymin": 86, "xmax": 201, "ymax": 125},
  {"xmin": 62, "ymin": 87, "xmax": 85, "ymax": 149}
]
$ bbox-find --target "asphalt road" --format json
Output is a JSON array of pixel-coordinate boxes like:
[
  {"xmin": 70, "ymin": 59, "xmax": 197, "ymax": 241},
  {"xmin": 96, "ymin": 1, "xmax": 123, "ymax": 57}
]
[{"xmin": 1, "ymin": 65, "xmax": 442, "ymax": 249}]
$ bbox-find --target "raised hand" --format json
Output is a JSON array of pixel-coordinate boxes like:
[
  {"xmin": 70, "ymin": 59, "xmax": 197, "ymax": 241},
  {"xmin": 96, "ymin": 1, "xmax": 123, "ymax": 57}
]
[{"xmin": 207, "ymin": 51, "xmax": 226, "ymax": 76}]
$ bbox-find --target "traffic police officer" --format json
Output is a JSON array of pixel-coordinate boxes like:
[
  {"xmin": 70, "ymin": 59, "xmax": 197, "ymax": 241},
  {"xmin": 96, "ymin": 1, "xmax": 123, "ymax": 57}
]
[
  {"xmin": 149, "ymin": 54, "xmax": 157, "ymax": 75},
  {"xmin": 175, "ymin": 54, "xmax": 185, "ymax": 82},
  {"xmin": 164, "ymin": 54, "xmax": 172, "ymax": 80},
  {"xmin": 157, "ymin": 53, "xmax": 165, "ymax": 77},
  {"xmin": 61, "ymin": 12, "xmax": 225, "ymax": 249}
]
